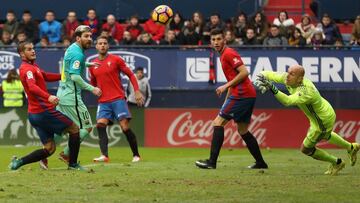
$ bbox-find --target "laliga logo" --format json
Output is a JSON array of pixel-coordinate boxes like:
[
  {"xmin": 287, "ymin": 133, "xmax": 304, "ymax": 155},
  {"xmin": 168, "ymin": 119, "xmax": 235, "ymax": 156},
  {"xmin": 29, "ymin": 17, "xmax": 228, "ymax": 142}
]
[
  {"xmin": 85, "ymin": 51, "xmax": 151, "ymax": 81},
  {"xmin": 166, "ymin": 112, "xmax": 270, "ymax": 146},
  {"xmin": 0, "ymin": 51, "xmax": 21, "ymax": 80}
]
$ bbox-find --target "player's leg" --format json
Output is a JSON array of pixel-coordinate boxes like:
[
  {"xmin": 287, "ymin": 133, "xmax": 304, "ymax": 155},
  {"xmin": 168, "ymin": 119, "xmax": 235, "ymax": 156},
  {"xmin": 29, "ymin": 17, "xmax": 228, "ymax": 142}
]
[
  {"xmin": 119, "ymin": 118, "xmax": 141, "ymax": 162},
  {"xmin": 93, "ymin": 118, "xmax": 110, "ymax": 162},
  {"xmin": 327, "ymin": 131, "xmax": 360, "ymax": 166},
  {"xmin": 93, "ymin": 103, "xmax": 113, "ymax": 162},
  {"xmin": 10, "ymin": 112, "xmax": 55, "ymax": 170},
  {"xmin": 237, "ymin": 122, "xmax": 268, "ymax": 169},
  {"xmin": 301, "ymin": 129, "xmax": 344, "ymax": 175},
  {"xmin": 112, "ymin": 99, "xmax": 141, "ymax": 162},
  {"xmin": 195, "ymin": 115, "xmax": 228, "ymax": 169},
  {"xmin": 10, "ymin": 139, "xmax": 55, "ymax": 170},
  {"xmin": 58, "ymin": 104, "xmax": 93, "ymax": 160}
]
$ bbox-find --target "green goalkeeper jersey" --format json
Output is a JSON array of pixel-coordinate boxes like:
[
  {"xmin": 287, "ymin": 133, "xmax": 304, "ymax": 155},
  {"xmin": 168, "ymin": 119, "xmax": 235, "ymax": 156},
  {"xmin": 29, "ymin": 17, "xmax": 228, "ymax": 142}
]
[
  {"xmin": 262, "ymin": 71, "xmax": 336, "ymax": 131},
  {"xmin": 57, "ymin": 43, "xmax": 86, "ymax": 106}
]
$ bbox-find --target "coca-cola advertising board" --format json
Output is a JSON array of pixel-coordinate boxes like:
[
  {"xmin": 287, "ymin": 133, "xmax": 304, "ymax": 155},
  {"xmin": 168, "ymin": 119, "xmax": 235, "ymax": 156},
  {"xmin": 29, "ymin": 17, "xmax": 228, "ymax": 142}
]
[{"xmin": 145, "ymin": 109, "xmax": 360, "ymax": 148}]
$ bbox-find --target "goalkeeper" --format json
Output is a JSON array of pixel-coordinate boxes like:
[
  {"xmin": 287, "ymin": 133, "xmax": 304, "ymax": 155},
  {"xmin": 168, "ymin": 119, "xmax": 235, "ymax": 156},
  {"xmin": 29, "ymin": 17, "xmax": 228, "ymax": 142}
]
[{"xmin": 254, "ymin": 65, "xmax": 359, "ymax": 175}]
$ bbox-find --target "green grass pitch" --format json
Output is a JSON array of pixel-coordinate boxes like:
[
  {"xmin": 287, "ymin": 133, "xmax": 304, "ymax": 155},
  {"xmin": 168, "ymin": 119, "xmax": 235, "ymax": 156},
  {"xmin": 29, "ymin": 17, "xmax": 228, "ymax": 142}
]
[{"xmin": 0, "ymin": 146, "xmax": 359, "ymax": 202}]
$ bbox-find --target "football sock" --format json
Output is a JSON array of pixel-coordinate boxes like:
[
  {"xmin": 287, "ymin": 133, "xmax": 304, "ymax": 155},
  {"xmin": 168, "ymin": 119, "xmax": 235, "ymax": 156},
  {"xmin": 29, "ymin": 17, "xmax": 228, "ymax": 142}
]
[
  {"xmin": 241, "ymin": 131, "xmax": 266, "ymax": 163},
  {"xmin": 311, "ymin": 147, "xmax": 337, "ymax": 164},
  {"xmin": 123, "ymin": 129, "xmax": 140, "ymax": 157},
  {"xmin": 209, "ymin": 126, "xmax": 224, "ymax": 163},
  {"xmin": 63, "ymin": 129, "xmax": 89, "ymax": 156},
  {"xmin": 328, "ymin": 131, "xmax": 352, "ymax": 151},
  {"xmin": 21, "ymin": 149, "xmax": 50, "ymax": 166},
  {"xmin": 68, "ymin": 132, "xmax": 80, "ymax": 165},
  {"xmin": 97, "ymin": 123, "xmax": 109, "ymax": 157}
]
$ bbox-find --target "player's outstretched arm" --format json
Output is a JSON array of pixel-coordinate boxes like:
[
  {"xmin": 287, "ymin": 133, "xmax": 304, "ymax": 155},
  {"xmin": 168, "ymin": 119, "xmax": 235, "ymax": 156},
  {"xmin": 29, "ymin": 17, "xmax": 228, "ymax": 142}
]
[
  {"xmin": 261, "ymin": 71, "xmax": 287, "ymax": 84},
  {"xmin": 274, "ymin": 88, "xmax": 312, "ymax": 106}
]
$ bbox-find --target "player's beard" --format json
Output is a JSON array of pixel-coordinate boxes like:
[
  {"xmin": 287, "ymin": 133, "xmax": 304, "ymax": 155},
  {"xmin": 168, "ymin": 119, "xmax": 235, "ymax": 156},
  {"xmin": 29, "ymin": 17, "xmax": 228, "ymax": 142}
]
[{"xmin": 81, "ymin": 40, "xmax": 92, "ymax": 50}]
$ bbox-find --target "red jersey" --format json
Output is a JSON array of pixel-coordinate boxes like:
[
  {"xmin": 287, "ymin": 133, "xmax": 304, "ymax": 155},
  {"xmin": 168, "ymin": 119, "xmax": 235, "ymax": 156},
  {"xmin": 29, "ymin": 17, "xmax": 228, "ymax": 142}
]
[
  {"xmin": 89, "ymin": 54, "xmax": 139, "ymax": 103},
  {"xmin": 19, "ymin": 61, "xmax": 61, "ymax": 113},
  {"xmin": 220, "ymin": 47, "xmax": 256, "ymax": 99}
]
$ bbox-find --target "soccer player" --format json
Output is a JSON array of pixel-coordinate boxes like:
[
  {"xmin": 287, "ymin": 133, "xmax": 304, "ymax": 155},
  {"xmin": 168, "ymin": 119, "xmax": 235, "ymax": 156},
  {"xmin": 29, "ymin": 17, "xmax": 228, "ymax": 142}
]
[
  {"xmin": 9, "ymin": 41, "xmax": 82, "ymax": 170},
  {"xmin": 195, "ymin": 29, "xmax": 268, "ymax": 169},
  {"xmin": 55, "ymin": 25, "xmax": 102, "ymax": 163},
  {"xmin": 254, "ymin": 65, "xmax": 360, "ymax": 175},
  {"xmin": 89, "ymin": 36, "xmax": 144, "ymax": 163}
]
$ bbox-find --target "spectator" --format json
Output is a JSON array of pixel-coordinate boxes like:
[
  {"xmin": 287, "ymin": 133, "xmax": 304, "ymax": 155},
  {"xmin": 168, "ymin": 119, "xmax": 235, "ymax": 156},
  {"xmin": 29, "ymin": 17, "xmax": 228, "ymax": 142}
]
[
  {"xmin": 249, "ymin": 11, "xmax": 269, "ymax": 43},
  {"xmin": 169, "ymin": 12, "xmax": 184, "ymax": 36},
  {"xmin": 143, "ymin": 15, "xmax": 165, "ymax": 42},
  {"xmin": 288, "ymin": 27, "xmax": 306, "ymax": 47},
  {"xmin": 17, "ymin": 10, "xmax": 39, "ymax": 44},
  {"xmin": 232, "ymin": 11, "xmax": 248, "ymax": 42},
  {"xmin": 296, "ymin": 14, "xmax": 315, "ymax": 44},
  {"xmin": 127, "ymin": 67, "xmax": 152, "ymax": 107},
  {"xmin": 99, "ymin": 29, "xmax": 117, "ymax": 46},
  {"xmin": 317, "ymin": 13, "xmax": 342, "ymax": 45},
  {"xmin": 3, "ymin": 10, "xmax": 19, "ymax": 40},
  {"xmin": 263, "ymin": 24, "xmax": 288, "ymax": 46},
  {"xmin": 202, "ymin": 13, "xmax": 226, "ymax": 44},
  {"xmin": 35, "ymin": 36, "xmax": 50, "ymax": 48},
  {"xmin": 311, "ymin": 29, "xmax": 325, "ymax": 49},
  {"xmin": 102, "ymin": 14, "xmax": 124, "ymax": 44},
  {"xmin": 224, "ymin": 29, "xmax": 240, "ymax": 46},
  {"xmin": 0, "ymin": 31, "xmax": 15, "ymax": 46},
  {"xmin": 1, "ymin": 69, "xmax": 24, "ymax": 107},
  {"xmin": 83, "ymin": 8, "xmax": 102, "ymax": 40},
  {"xmin": 178, "ymin": 22, "xmax": 201, "ymax": 45},
  {"xmin": 62, "ymin": 11, "xmax": 79, "ymax": 39},
  {"xmin": 159, "ymin": 29, "xmax": 180, "ymax": 45},
  {"xmin": 120, "ymin": 31, "xmax": 135, "ymax": 45},
  {"xmin": 273, "ymin": 10, "xmax": 295, "ymax": 37},
  {"xmin": 62, "ymin": 36, "xmax": 71, "ymax": 48},
  {"xmin": 351, "ymin": 15, "xmax": 360, "ymax": 44},
  {"xmin": 136, "ymin": 32, "xmax": 157, "ymax": 45},
  {"xmin": 14, "ymin": 31, "xmax": 28, "ymax": 45},
  {"xmin": 39, "ymin": 10, "xmax": 62, "ymax": 44},
  {"xmin": 243, "ymin": 27, "xmax": 260, "ymax": 45},
  {"xmin": 190, "ymin": 11, "xmax": 204, "ymax": 36},
  {"xmin": 126, "ymin": 15, "xmax": 143, "ymax": 40}
]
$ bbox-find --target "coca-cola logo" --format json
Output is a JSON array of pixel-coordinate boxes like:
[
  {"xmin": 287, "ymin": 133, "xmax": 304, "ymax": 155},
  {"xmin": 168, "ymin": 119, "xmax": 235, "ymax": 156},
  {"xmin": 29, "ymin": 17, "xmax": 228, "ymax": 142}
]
[
  {"xmin": 334, "ymin": 120, "xmax": 360, "ymax": 143},
  {"xmin": 166, "ymin": 112, "xmax": 271, "ymax": 147}
]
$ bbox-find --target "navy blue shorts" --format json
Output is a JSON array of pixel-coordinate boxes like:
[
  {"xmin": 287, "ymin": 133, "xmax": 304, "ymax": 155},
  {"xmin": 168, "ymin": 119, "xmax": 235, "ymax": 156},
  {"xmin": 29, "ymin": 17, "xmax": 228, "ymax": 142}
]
[
  {"xmin": 219, "ymin": 97, "xmax": 256, "ymax": 123},
  {"xmin": 28, "ymin": 109, "xmax": 73, "ymax": 144},
  {"xmin": 96, "ymin": 99, "xmax": 131, "ymax": 121}
]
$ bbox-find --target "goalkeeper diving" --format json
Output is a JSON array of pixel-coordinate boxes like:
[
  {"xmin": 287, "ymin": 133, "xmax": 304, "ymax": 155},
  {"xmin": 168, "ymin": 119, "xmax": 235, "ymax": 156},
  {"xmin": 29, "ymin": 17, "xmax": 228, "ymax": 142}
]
[{"xmin": 254, "ymin": 65, "xmax": 360, "ymax": 175}]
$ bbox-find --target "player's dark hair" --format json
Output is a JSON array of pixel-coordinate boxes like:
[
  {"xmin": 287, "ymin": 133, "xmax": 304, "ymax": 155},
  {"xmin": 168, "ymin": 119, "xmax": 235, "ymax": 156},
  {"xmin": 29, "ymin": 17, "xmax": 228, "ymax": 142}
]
[
  {"xmin": 23, "ymin": 10, "xmax": 31, "ymax": 15},
  {"xmin": 96, "ymin": 35, "xmax": 108, "ymax": 43},
  {"xmin": 74, "ymin": 25, "xmax": 91, "ymax": 38},
  {"xmin": 278, "ymin": 10, "xmax": 289, "ymax": 19},
  {"xmin": 210, "ymin": 28, "xmax": 224, "ymax": 36},
  {"xmin": 17, "ymin": 41, "xmax": 32, "ymax": 54},
  {"xmin": 7, "ymin": 10, "xmax": 15, "ymax": 15},
  {"xmin": 135, "ymin": 66, "xmax": 144, "ymax": 72},
  {"xmin": 270, "ymin": 24, "xmax": 279, "ymax": 29},
  {"xmin": 210, "ymin": 13, "xmax": 220, "ymax": 19}
]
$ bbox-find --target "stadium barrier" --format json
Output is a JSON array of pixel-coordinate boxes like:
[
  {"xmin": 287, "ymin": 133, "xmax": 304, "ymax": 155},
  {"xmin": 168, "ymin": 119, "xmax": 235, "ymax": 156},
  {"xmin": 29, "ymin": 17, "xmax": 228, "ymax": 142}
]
[
  {"xmin": 0, "ymin": 107, "xmax": 144, "ymax": 147},
  {"xmin": 0, "ymin": 48, "xmax": 359, "ymax": 91},
  {"xmin": 145, "ymin": 108, "xmax": 360, "ymax": 148}
]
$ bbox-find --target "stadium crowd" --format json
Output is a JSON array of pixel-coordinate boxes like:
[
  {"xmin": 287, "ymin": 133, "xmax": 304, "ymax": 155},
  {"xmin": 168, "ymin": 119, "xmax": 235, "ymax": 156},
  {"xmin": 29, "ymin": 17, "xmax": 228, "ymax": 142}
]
[{"xmin": 0, "ymin": 9, "xmax": 359, "ymax": 48}]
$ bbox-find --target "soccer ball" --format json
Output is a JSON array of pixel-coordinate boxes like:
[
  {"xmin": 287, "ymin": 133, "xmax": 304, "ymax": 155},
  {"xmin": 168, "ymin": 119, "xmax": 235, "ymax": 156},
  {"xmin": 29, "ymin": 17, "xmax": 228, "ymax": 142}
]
[{"xmin": 151, "ymin": 5, "xmax": 173, "ymax": 24}]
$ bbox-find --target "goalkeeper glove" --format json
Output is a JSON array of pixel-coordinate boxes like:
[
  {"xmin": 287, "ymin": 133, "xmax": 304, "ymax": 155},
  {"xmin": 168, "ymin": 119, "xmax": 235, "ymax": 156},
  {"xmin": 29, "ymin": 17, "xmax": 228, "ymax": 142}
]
[
  {"xmin": 256, "ymin": 74, "xmax": 279, "ymax": 94},
  {"xmin": 253, "ymin": 80, "xmax": 269, "ymax": 94}
]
